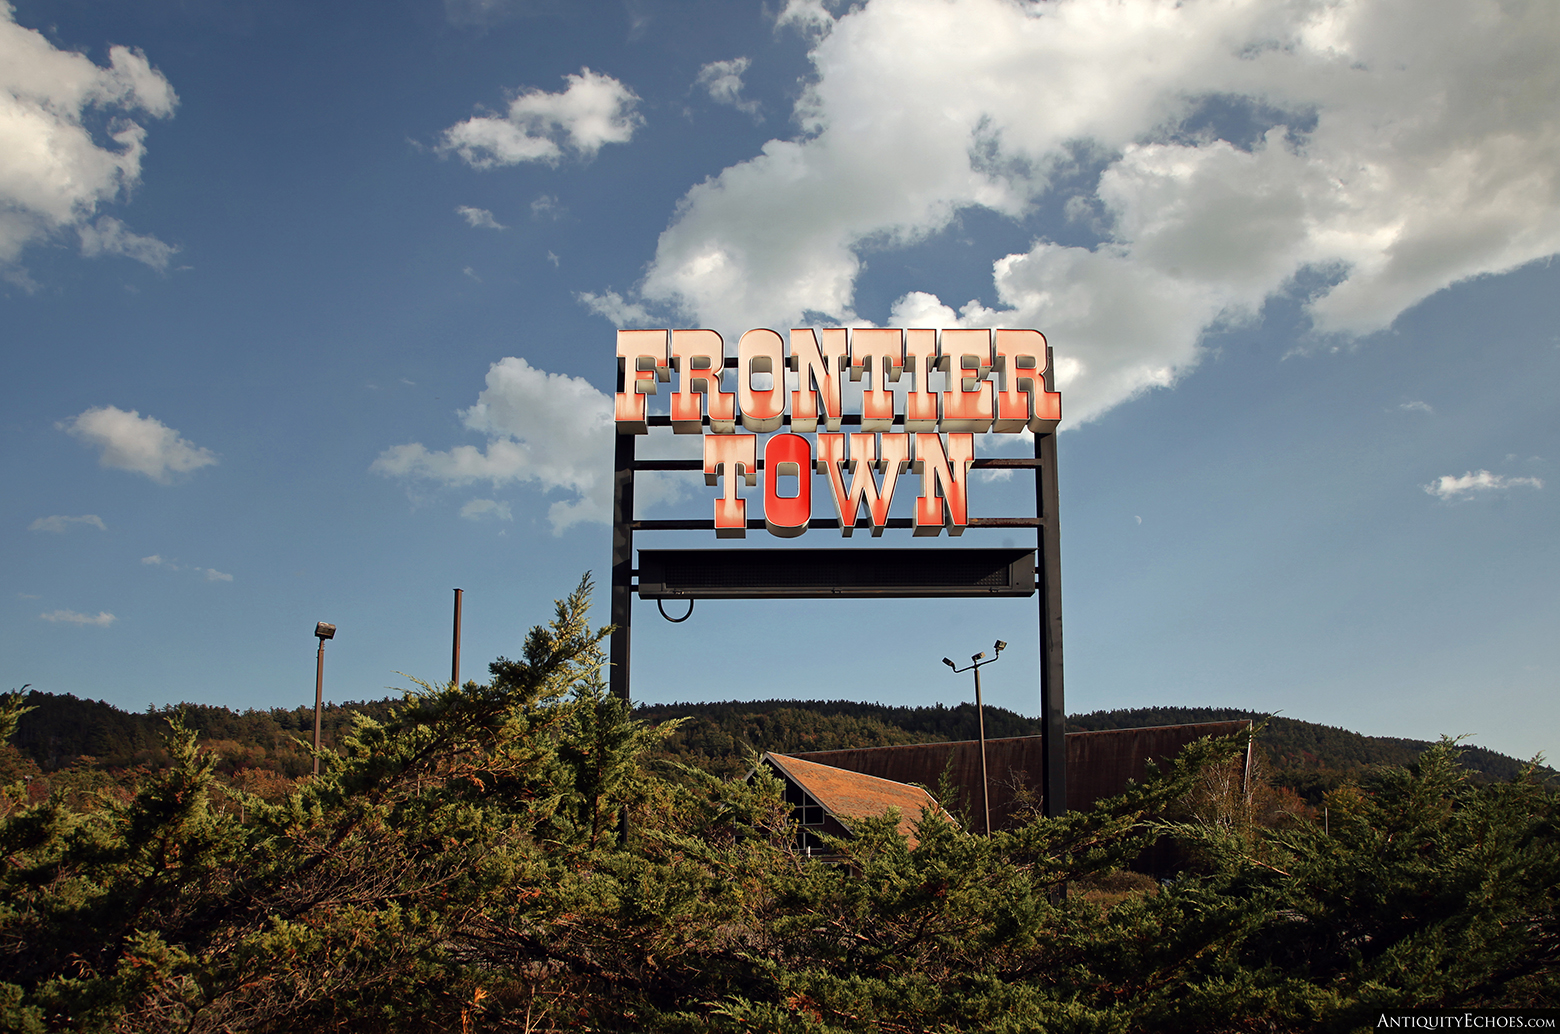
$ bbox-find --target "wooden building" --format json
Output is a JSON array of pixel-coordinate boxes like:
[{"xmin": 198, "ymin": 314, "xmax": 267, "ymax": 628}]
[
  {"xmin": 793, "ymin": 720, "xmax": 1252, "ymax": 834},
  {"xmin": 755, "ymin": 751, "xmax": 949, "ymax": 853}
]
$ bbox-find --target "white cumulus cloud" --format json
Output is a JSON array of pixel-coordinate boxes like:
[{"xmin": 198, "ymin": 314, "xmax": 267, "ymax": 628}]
[
  {"xmin": 373, "ymin": 356, "xmax": 692, "ymax": 534},
  {"xmin": 0, "ymin": 7, "xmax": 177, "ymax": 275},
  {"xmin": 612, "ymin": 0, "xmax": 1560, "ymax": 427},
  {"xmin": 30, "ymin": 514, "xmax": 106, "ymax": 533},
  {"xmin": 439, "ymin": 68, "xmax": 641, "ymax": 168},
  {"xmin": 61, "ymin": 406, "xmax": 217, "ymax": 483},
  {"xmin": 40, "ymin": 609, "xmax": 116, "ymax": 626},
  {"xmin": 1424, "ymin": 470, "xmax": 1543, "ymax": 501}
]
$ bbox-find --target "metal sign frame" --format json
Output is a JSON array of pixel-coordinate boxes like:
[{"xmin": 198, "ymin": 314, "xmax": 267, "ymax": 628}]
[{"xmin": 609, "ymin": 351, "xmax": 1066, "ymax": 818}]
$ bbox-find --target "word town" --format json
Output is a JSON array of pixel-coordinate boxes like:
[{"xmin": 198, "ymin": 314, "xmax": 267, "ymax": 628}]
[{"xmin": 615, "ymin": 328, "xmax": 1060, "ymax": 538}]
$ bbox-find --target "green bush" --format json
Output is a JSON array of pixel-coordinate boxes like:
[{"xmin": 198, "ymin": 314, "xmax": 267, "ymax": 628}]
[{"xmin": 0, "ymin": 579, "xmax": 1554, "ymax": 1032}]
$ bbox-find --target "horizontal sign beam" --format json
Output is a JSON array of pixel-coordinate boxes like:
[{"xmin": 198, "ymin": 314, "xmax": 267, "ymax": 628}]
[
  {"xmin": 629, "ymin": 456, "xmax": 1043, "ymax": 471},
  {"xmin": 632, "ymin": 517, "xmax": 1043, "ymax": 531},
  {"xmin": 636, "ymin": 548, "xmax": 1036, "ymax": 599}
]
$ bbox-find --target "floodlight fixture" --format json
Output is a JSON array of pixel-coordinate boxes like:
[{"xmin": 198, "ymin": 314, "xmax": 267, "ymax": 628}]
[
  {"xmin": 941, "ymin": 643, "xmax": 1005, "ymax": 837},
  {"xmin": 315, "ymin": 622, "xmax": 336, "ymax": 641}
]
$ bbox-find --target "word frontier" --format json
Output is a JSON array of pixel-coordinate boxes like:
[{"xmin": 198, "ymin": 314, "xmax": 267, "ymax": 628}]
[{"xmin": 615, "ymin": 328, "xmax": 1060, "ymax": 537}]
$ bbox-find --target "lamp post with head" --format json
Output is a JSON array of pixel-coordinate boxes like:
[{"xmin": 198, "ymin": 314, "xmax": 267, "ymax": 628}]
[
  {"xmin": 313, "ymin": 622, "xmax": 335, "ymax": 777},
  {"xmin": 942, "ymin": 640, "xmax": 1007, "ymax": 836}
]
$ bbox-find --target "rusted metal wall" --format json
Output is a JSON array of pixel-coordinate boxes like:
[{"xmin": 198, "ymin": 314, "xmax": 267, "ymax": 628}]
[{"xmin": 794, "ymin": 721, "xmax": 1251, "ymax": 831}]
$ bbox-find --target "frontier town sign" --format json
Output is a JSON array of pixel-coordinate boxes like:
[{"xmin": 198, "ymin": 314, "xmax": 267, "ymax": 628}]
[
  {"xmin": 608, "ymin": 327, "xmax": 1068, "ymax": 816},
  {"xmin": 614, "ymin": 327, "xmax": 1060, "ymax": 537}
]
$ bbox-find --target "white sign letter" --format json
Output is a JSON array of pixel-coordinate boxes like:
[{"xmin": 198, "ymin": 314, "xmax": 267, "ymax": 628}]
[
  {"xmin": 615, "ymin": 329, "xmax": 668, "ymax": 434},
  {"xmin": 704, "ymin": 434, "xmax": 756, "ymax": 537},
  {"xmin": 671, "ymin": 329, "xmax": 736, "ymax": 434},
  {"xmin": 913, "ymin": 432, "xmax": 973, "ymax": 536}
]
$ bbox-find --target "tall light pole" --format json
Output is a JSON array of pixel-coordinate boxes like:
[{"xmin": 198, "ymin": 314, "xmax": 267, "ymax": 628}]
[
  {"xmin": 313, "ymin": 622, "xmax": 335, "ymax": 777},
  {"xmin": 943, "ymin": 640, "xmax": 1007, "ymax": 836}
]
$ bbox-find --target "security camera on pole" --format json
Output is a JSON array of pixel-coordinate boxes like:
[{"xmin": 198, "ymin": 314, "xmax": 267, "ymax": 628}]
[{"xmin": 943, "ymin": 640, "xmax": 1006, "ymax": 836}]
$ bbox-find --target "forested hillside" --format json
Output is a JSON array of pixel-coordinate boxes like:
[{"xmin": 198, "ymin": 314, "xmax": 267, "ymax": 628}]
[
  {"xmin": 7, "ymin": 690, "xmax": 1547, "ymax": 804},
  {"xmin": 8, "ymin": 689, "xmax": 396, "ymax": 775},
  {"xmin": 632, "ymin": 698, "xmax": 1546, "ymax": 792}
]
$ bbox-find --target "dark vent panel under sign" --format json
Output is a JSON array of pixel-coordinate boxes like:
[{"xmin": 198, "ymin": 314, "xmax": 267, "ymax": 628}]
[{"xmin": 636, "ymin": 548, "xmax": 1036, "ymax": 600}]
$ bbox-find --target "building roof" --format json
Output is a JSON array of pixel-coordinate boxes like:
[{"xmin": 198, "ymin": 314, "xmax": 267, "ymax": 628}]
[
  {"xmin": 793, "ymin": 721, "xmax": 1253, "ymax": 831},
  {"xmin": 762, "ymin": 751, "xmax": 948, "ymax": 846}
]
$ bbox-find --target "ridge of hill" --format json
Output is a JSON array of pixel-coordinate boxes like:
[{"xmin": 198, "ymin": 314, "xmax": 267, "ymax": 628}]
[
  {"xmin": 7, "ymin": 691, "xmax": 1548, "ymax": 798},
  {"xmin": 6, "ymin": 689, "xmax": 394, "ymax": 777}
]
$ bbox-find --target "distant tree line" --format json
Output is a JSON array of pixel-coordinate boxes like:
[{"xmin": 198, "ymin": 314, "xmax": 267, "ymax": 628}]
[
  {"xmin": 633, "ymin": 699, "xmax": 1548, "ymax": 795},
  {"xmin": 8, "ymin": 691, "xmax": 396, "ymax": 777},
  {"xmin": 8, "ymin": 691, "xmax": 1548, "ymax": 812}
]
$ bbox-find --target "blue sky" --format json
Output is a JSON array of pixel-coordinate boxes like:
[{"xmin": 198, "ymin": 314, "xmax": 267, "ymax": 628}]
[{"xmin": 4, "ymin": 0, "xmax": 1558, "ymax": 762}]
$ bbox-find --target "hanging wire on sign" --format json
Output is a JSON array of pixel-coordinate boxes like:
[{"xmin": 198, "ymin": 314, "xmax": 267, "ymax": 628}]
[{"xmin": 657, "ymin": 597, "xmax": 694, "ymax": 623}]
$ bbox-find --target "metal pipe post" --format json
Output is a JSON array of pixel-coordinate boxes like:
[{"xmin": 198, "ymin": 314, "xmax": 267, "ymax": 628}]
[
  {"xmin": 609, "ymin": 433, "xmax": 635, "ymax": 703},
  {"xmin": 452, "ymin": 588, "xmax": 463, "ymax": 688},
  {"xmin": 1037, "ymin": 349, "xmax": 1067, "ymax": 819}
]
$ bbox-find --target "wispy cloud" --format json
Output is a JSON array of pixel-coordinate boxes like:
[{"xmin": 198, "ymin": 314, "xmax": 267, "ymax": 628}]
[
  {"xmin": 142, "ymin": 554, "xmax": 233, "ymax": 582},
  {"xmin": 41, "ymin": 609, "xmax": 117, "ymax": 627},
  {"xmin": 460, "ymin": 498, "xmax": 512, "ymax": 521},
  {"xmin": 575, "ymin": 289, "xmax": 654, "ymax": 327},
  {"xmin": 78, "ymin": 216, "xmax": 178, "ymax": 272},
  {"xmin": 1398, "ymin": 401, "xmax": 1434, "ymax": 414},
  {"xmin": 695, "ymin": 57, "xmax": 761, "ymax": 120},
  {"xmin": 456, "ymin": 205, "xmax": 506, "ymax": 230},
  {"xmin": 1424, "ymin": 470, "xmax": 1544, "ymax": 501},
  {"xmin": 61, "ymin": 406, "xmax": 217, "ymax": 484},
  {"xmin": 30, "ymin": 514, "xmax": 107, "ymax": 533}
]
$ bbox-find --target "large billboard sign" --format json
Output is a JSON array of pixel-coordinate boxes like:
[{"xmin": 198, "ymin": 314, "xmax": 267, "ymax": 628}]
[
  {"xmin": 609, "ymin": 326, "xmax": 1068, "ymax": 817},
  {"xmin": 614, "ymin": 328, "xmax": 1060, "ymax": 537}
]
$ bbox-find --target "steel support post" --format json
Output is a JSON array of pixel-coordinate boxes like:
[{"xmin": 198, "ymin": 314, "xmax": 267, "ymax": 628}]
[
  {"xmin": 1042, "ymin": 427, "xmax": 1067, "ymax": 817},
  {"xmin": 1037, "ymin": 428, "xmax": 1066, "ymax": 819},
  {"xmin": 451, "ymin": 588, "xmax": 463, "ymax": 688},
  {"xmin": 609, "ymin": 433, "xmax": 635, "ymax": 703}
]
